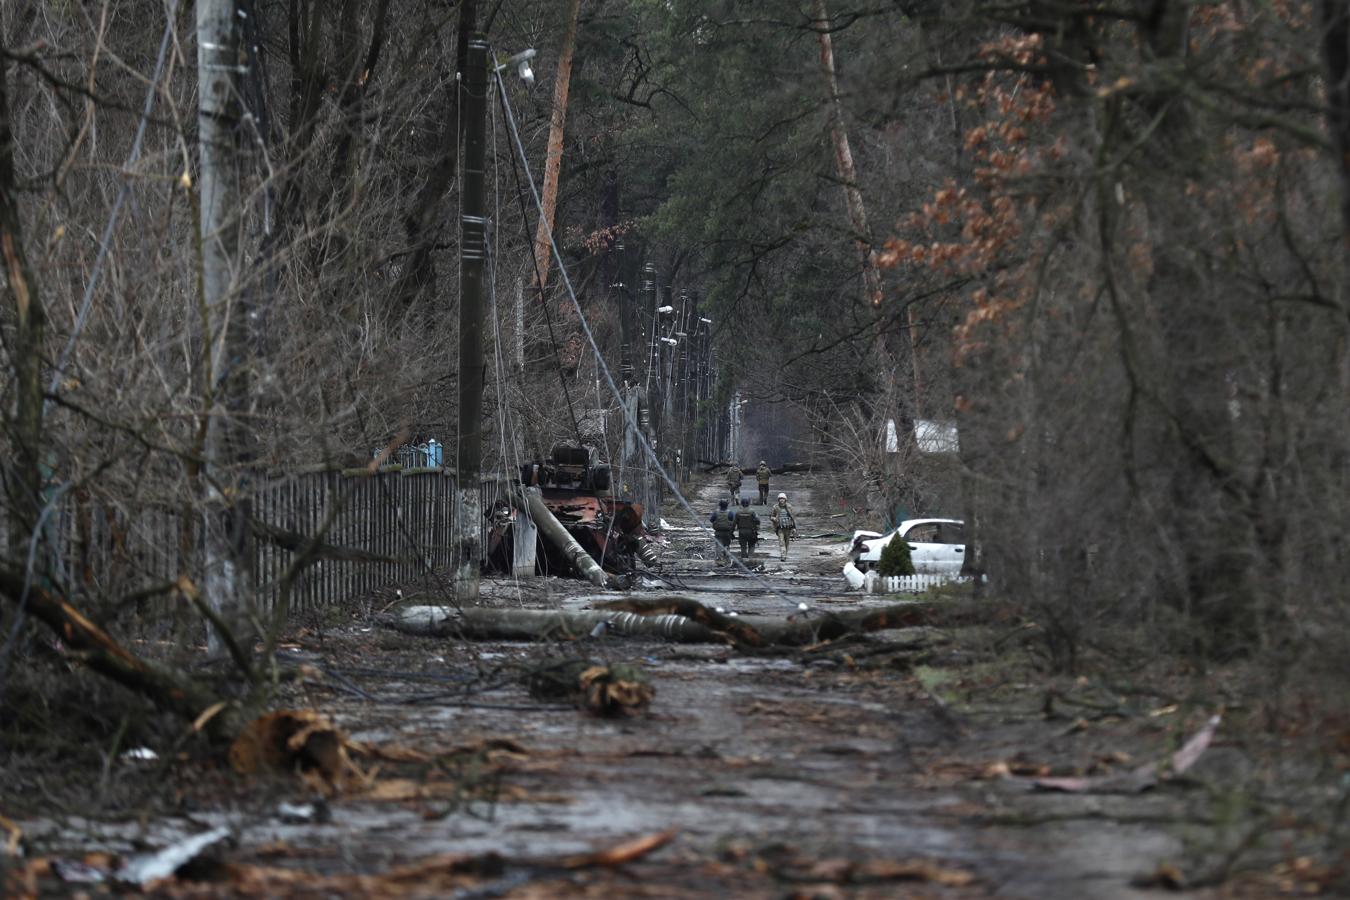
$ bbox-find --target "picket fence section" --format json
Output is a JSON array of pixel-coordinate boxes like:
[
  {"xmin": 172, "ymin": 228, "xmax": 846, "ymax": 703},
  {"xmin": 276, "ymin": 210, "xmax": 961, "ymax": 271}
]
[
  {"xmin": 21, "ymin": 467, "xmax": 503, "ymax": 614},
  {"xmin": 878, "ymin": 573, "xmax": 970, "ymax": 594}
]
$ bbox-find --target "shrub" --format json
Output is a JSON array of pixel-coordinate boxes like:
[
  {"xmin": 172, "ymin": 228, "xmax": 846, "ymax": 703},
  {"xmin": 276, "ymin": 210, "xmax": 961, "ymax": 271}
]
[{"xmin": 876, "ymin": 533, "xmax": 915, "ymax": 576}]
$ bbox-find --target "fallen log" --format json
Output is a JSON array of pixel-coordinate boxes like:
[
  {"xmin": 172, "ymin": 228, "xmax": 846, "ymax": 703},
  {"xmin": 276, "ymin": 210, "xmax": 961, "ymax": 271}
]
[
  {"xmin": 387, "ymin": 597, "xmax": 985, "ymax": 647},
  {"xmin": 388, "ymin": 605, "xmax": 727, "ymax": 643}
]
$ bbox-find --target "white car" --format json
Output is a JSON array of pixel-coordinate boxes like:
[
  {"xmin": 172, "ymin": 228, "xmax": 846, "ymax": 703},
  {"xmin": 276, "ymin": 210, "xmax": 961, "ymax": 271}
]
[{"xmin": 848, "ymin": 518, "xmax": 966, "ymax": 575}]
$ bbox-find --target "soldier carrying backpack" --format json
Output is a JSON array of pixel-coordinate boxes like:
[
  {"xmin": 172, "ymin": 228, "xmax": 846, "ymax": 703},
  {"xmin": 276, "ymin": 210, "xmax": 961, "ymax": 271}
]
[
  {"xmin": 755, "ymin": 460, "xmax": 772, "ymax": 505},
  {"xmin": 735, "ymin": 498, "xmax": 760, "ymax": 559},
  {"xmin": 709, "ymin": 499, "xmax": 737, "ymax": 566},
  {"xmin": 725, "ymin": 464, "xmax": 743, "ymax": 503}
]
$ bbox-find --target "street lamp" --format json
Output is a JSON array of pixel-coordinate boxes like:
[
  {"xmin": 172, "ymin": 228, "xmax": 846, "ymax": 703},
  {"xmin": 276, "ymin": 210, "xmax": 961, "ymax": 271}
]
[{"xmin": 494, "ymin": 48, "xmax": 536, "ymax": 85}]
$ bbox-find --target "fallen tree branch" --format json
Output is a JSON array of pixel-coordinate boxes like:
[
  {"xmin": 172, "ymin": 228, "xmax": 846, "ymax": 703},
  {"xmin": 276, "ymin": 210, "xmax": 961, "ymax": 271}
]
[
  {"xmin": 251, "ymin": 517, "xmax": 400, "ymax": 564},
  {"xmin": 0, "ymin": 567, "xmax": 243, "ymax": 740},
  {"xmin": 1032, "ymin": 714, "xmax": 1223, "ymax": 794}
]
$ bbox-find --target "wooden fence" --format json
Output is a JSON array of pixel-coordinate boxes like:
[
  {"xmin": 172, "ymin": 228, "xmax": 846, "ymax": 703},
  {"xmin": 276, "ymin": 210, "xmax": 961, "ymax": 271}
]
[{"xmin": 12, "ymin": 467, "xmax": 503, "ymax": 613}]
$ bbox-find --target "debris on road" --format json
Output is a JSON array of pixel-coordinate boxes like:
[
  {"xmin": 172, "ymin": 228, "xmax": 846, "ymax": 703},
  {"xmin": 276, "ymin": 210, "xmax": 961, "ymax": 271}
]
[
  {"xmin": 114, "ymin": 826, "xmax": 231, "ymax": 888},
  {"xmin": 229, "ymin": 710, "xmax": 366, "ymax": 795},
  {"xmin": 1032, "ymin": 714, "xmax": 1222, "ymax": 793},
  {"xmin": 527, "ymin": 659, "xmax": 655, "ymax": 716}
]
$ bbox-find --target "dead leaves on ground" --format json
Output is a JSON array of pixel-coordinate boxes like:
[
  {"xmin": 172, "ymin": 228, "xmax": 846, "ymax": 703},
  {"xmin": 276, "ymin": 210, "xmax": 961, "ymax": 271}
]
[
  {"xmin": 577, "ymin": 663, "xmax": 655, "ymax": 716},
  {"xmin": 228, "ymin": 710, "xmax": 367, "ymax": 795},
  {"xmin": 527, "ymin": 659, "xmax": 655, "ymax": 716},
  {"xmin": 228, "ymin": 712, "xmax": 559, "ymax": 810}
]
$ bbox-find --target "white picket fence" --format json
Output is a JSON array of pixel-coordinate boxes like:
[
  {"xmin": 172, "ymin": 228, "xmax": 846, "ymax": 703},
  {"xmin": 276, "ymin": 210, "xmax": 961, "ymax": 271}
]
[{"xmin": 870, "ymin": 573, "xmax": 969, "ymax": 594}]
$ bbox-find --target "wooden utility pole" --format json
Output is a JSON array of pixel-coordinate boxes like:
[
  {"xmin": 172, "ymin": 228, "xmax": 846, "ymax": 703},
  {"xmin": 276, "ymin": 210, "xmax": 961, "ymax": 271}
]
[
  {"xmin": 812, "ymin": 0, "xmax": 924, "ymax": 417},
  {"xmin": 197, "ymin": 0, "xmax": 254, "ymax": 655},
  {"xmin": 455, "ymin": 34, "xmax": 489, "ymax": 603},
  {"xmin": 530, "ymin": 0, "xmax": 581, "ymax": 292}
]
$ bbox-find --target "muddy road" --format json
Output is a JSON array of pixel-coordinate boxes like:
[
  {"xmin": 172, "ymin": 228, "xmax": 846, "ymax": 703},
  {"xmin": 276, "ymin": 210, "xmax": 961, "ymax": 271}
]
[{"xmin": 5, "ymin": 472, "xmax": 1261, "ymax": 898}]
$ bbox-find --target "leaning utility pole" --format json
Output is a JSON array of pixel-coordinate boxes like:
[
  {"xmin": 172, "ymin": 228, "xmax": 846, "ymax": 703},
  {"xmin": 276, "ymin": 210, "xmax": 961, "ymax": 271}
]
[
  {"xmin": 530, "ymin": 0, "xmax": 582, "ymax": 292},
  {"xmin": 454, "ymin": 34, "xmax": 489, "ymax": 604},
  {"xmin": 812, "ymin": 0, "xmax": 924, "ymax": 416},
  {"xmin": 197, "ymin": 0, "xmax": 254, "ymax": 656}
]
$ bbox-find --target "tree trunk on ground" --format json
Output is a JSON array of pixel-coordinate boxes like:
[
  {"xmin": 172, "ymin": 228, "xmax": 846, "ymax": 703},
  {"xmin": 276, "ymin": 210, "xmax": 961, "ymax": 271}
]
[
  {"xmin": 530, "ymin": 0, "xmax": 581, "ymax": 292},
  {"xmin": 389, "ymin": 597, "xmax": 989, "ymax": 647},
  {"xmin": 198, "ymin": 0, "xmax": 255, "ymax": 657}
]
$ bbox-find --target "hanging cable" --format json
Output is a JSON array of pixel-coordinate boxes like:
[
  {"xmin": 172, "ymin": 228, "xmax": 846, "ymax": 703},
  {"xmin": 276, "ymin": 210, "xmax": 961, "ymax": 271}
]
[
  {"xmin": 492, "ymin": 63, "xmax": 793, "ymax": 599},
  {"xmin": 5, "ymin": 12, "xmax": 175, "ymax": 697},
  {"xmin": 486, "ymin": 76, "xmax": 527, "ymax": 605},
  {"xmin": 495, "ymin": 87, "xmax": 586, "ymax": 449}
]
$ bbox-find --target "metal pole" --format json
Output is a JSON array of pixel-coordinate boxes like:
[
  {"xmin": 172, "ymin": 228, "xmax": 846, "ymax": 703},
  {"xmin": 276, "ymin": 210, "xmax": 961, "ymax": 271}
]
[{"xmin": 455, "ymin": 33, "xmax": 489, "ymax": 603}]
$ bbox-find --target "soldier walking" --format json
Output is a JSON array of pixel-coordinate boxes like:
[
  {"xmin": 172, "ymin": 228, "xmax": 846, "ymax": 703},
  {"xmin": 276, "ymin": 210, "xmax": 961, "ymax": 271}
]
[
  {"xmin": 735, "ymin": 498, "xmax": 760, "ymax": 559},
  {"xmin": 755, "ymin": 460, "xmax": 771, "ymax": 505},
  {"xmin": 726, "ymin": 464, "xmax": 743, "ymax": 503},
  {"xmin": 771, "ymin": 492, "xmax": 796, "ymax": 562},
  {"xmin": 710, "ymin": 499, "xmax": 737, "ymax": 566}
]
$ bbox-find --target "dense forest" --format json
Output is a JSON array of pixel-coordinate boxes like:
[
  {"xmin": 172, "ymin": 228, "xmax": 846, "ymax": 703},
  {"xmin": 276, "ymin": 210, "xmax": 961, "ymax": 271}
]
[{"xmin": 1, "ymin": 2, "xmax": 1347, "ymax": 894}]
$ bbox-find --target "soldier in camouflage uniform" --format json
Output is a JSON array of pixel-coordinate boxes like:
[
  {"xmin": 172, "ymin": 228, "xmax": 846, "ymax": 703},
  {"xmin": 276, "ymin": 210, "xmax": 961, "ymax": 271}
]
[
  {"xmin": 735, "ymin": 498, "xmax": 760, "ymax": 559},
  {"xmin": 755, "ymin": 460, "xmax": 771, "ymax": 504},
  {"xmin": 709, "ymin": 499, "xmax": 736, "ymax": 566},
  {"xmin": 726, "ymin": 464, "xmax": 743, "ymax": 503},
  {"xmin": 771, "ymin": 492, "xmax": 796, "ymax": 562}
]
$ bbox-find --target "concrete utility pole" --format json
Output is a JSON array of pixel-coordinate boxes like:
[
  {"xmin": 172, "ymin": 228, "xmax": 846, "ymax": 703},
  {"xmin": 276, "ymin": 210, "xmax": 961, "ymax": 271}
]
[
  {"xmin": 197, "ymin": 0, "xmax": 254, "ymax": 656},
  {"xmin": 661, "ymin": 285, "xmax": 675, "ymax": 432},
  {"xmin": 454, "ymin": 33, "xmax": 489, "ymax": 604},
  {"xmin": 675, "ymin": 289, "xmax": 689, "ymax": 437},
  {"xmin": 638, "ymin": 261, "xmax": 659, "ymax": 527},
  {"xmin": 642, "ymin": 262, "xmax": 659, "ymax": 404},
  {"xmin": 616, "ymin": 238, "xmax": 634, "ymax": 384}
]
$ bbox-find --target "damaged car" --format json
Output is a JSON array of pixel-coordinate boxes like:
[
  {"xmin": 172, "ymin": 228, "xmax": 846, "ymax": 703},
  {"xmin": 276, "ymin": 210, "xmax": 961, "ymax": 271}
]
[{"xmin": 843, "ymin": 518, "xmax": 966, "ymax": 587}]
